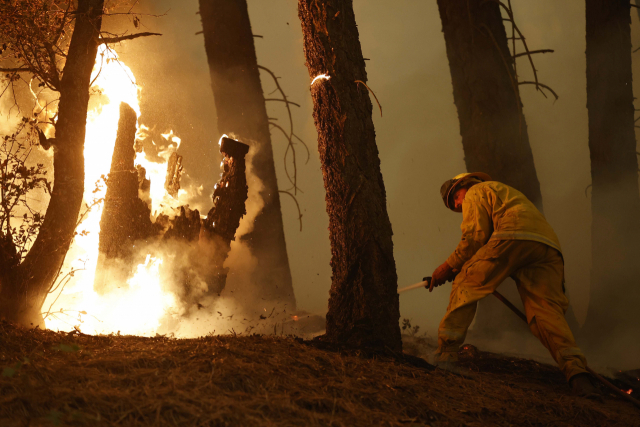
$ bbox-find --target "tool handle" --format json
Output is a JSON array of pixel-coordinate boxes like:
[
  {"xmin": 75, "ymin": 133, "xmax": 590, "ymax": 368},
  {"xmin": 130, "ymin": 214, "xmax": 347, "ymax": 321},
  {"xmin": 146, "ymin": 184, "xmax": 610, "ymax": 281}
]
[
  {"xmin": 397, "ymin": 277, "xmax": 432, "ymax": 294},
  {"xmin": 491, "ymin": 292, "xmax": 640, "ymax": 409}
]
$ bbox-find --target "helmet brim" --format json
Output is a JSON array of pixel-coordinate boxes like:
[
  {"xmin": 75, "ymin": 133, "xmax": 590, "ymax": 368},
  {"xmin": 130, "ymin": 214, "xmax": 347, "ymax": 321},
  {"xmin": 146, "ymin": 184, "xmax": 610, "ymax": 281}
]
[{"xmin": 444, "ymin": 172, "xmax": 492, "ymax": 210}]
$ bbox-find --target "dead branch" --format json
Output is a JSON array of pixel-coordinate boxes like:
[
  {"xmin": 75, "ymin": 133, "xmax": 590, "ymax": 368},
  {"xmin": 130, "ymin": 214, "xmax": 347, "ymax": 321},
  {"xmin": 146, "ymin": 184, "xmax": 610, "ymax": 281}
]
[
  {"xmin": 0, "ymin": 68, "xmax": 31, "ymax": 73},
  {"xmin": 258, "ymin": 65, "xmax": 310, "ymax": 196},
  {"xmin": 518, "ymin": 81, "xmax": 559, "ymax": 100},
  {"xmin": 264, "ymin": 98, "xmax": 301, "ymax": 107},
  {"xmin": 269, "ymin": 121, "xmax": 302, "ymax": 194},
  {"xmin": 486, "ymin": 0, "xmax": 554, "ymax": 99},
  {"xmin": 354, "ymin": 80, "xmax": 382, "ymax": 117},
  {"xmin": 278, "ymin": 190, "xmax": 303, "ymax": 231},
  {"xmin": 99, "ymin": 32, "xmax": 162, "ymax": 44},
  {"xmin": 512, "ymin": 49, "xmax": 554, "ymax": 59}
]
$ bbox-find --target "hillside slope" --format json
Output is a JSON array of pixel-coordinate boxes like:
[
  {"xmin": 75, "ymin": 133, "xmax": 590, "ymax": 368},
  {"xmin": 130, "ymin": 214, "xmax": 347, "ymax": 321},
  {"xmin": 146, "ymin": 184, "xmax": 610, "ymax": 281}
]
[{"xmin": 0, "ymin": 321, "xmax": 638, "ymax": 426}]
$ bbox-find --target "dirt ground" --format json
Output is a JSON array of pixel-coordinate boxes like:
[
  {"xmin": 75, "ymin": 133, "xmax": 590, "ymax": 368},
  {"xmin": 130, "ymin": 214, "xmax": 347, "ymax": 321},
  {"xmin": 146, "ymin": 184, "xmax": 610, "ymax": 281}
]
[{"xmin": 1, "ymin": 320, "xmax": 638, "ymax": 426}]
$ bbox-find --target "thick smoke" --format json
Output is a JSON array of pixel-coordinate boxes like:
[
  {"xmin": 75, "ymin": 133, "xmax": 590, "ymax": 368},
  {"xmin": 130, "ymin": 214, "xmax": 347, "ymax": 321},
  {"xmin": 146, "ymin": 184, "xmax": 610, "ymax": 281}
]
[{"xmin": 5, "ymin": 0, "xmax": 638, "ymax": 369}]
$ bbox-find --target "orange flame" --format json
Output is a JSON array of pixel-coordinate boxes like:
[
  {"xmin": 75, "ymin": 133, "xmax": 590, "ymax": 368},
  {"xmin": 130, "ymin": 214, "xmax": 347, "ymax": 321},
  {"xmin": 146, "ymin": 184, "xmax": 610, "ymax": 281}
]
[{"xmin": 43, "ymin": 45, "xmax": 182, "ymax": 336}]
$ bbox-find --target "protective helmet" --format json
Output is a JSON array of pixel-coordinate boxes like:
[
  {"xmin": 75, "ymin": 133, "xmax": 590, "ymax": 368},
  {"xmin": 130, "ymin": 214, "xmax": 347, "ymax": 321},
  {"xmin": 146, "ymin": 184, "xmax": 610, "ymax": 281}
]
[{"xmin": 440, "ymin": 172, "xmax": 492, "ymax": 210}]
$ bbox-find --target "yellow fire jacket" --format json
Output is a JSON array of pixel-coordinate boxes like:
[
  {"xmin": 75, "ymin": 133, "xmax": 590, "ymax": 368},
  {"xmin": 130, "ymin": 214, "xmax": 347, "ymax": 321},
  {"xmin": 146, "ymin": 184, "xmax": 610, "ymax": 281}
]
[{"xmin": 446, "ymin": 181, "xmax": 562, "ymax": 271}]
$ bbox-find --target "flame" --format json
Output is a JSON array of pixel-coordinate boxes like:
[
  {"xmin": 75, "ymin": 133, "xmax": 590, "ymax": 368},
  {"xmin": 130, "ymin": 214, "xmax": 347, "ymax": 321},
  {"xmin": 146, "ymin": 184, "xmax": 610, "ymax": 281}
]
[
  {"xmin": 311, "ymin": 74, "xmax": 330, "ymax": 86},
  {"xmin": 626, "ymin": 389, "xmax": 633, "ymax": 395},
  {"xmin": 43, "ymin": 45, "xmax": 180, "ymax": 335}
]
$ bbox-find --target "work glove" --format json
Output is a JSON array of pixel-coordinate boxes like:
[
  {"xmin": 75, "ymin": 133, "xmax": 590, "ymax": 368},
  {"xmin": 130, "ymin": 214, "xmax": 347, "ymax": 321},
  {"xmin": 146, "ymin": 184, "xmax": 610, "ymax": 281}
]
[{"xmin": 429, "ymin": 261, "xmax": 456, "ymax": 292}]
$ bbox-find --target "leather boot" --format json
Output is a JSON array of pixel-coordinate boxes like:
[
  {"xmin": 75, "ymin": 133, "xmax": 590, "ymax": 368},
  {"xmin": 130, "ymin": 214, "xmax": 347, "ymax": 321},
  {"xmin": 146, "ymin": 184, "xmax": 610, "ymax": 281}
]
[{"xmin": 569, "ymin": 373, "xmax": 603, "ymax": 400}]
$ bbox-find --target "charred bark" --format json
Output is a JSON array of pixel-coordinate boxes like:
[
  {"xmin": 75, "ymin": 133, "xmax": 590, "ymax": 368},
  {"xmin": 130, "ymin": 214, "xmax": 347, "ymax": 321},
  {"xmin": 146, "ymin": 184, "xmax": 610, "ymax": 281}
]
[
  {"xmin": 200, "ymin": 137, "xmax": 249, "ymax": 296},
  {"xmin": 199, "ymin": 0, "xmax": 296, "ymax": 307},
  {"xmin": 0, "ymin": 0, "xmax": 105, "ymax": 326},
  {"xmin": 582, "ymin": 0, "xmax": 640, "ymax": 351},
  {"xmin": 297, "ymin": 0, "xmax": 401, "ymax": 350},
  {"xmin": 437, "ymin": 0, "xmax": 543, "ymax": 340},
  {"xmin": 94, "ymin": 103, "xmax": 155, "ymax": 293},
  {"xmin": 160, "ymin": 206, "xmax": 202, "ymax": 243},
  {"xmin": 164, "ymin": 152, "xmax": 183, "ymax": 198}
]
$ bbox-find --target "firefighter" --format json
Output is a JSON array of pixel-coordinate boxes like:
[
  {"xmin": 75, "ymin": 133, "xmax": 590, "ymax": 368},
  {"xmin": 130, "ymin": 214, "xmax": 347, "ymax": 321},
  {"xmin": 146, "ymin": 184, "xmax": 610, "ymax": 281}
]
[{"xmin": 430, "ymin": 172, "xmax": 600, "ymax": 398}]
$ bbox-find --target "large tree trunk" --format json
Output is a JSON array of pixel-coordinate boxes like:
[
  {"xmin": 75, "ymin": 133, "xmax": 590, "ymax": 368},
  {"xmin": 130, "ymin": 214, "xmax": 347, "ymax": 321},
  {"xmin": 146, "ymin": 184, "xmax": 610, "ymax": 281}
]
[
  {"xmin": 0, "ymin": 0, "xmax": 105, "ymax": 327},
  {"xmin": 297, "ymin": 0, "xmax": 401, "ymax": 350},
  {"xmin": 437, "ymin": 0, "xmax": 543, "ymax": 341},
  {"xmin": 198, "ymin": 0, "xmax": 296, "ymax": 308},
  {"xmin": 94, "ymin": 102, "xmax": 155, "ymax": 294},
  {"xmin": 437, "ymin": 0, "xmax": 542, "ymax": 207},
  {"xmin": 582, "ymin": 0, "xmax": 640, "ymax": 356}
]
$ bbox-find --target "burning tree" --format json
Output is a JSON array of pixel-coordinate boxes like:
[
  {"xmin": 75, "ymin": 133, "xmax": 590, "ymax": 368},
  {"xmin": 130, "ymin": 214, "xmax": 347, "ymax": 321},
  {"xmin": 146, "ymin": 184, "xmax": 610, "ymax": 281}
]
[
  {"xmin": 297, "ymin": 0, "xmax": 401, "ymax": 350},
  {"xmin": 0, "ymin": 0, "xmax": 158, "ymax": 326},
  {"xmin": 581, "ymin": 0, "xmax": 640, "ymax": 357},
  {"xmin": 199, "ymin": 0, "xmax": 296, "ymax": 308},
  {"xmin": 94, "ymin": 102, "xmax": 156, "ymax": 294}
]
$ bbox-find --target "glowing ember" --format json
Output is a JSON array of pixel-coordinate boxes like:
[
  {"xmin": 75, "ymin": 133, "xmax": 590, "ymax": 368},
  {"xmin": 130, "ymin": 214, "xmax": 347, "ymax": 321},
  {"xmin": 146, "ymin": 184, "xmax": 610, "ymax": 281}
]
[
  {"xmin": 626, "ymin": 389, "xmax": 633, "ymax": 395},
  {"xmin": 292, "ymin": 315, "xmax": 299, "ymax": 321},
  {"xmin": 311, "ymin": 74, "xmax": 330, "ymax": 86}
]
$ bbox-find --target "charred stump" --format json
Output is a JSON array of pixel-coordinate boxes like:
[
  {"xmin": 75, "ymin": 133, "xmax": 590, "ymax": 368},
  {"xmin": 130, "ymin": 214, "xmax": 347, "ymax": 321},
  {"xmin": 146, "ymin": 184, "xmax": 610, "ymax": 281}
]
[
  {"xmin": 159, "ymin": 206, "xmax": 201, "ymax": 242},
  {"xmin": 164, "ymin": 152, "xmax": 183, "ymax": 198},
  {"xmin": 199, "ymin": 137, "xmax": 249, "ymax": 296},
  {"xmin": 0, "ymin": 0, "xmax": 105, "ymax": 326},
  {"xmin": 94, "ymin": 103, "xmax": 155, "ymax": 293},
  {"xmin": 199, "ymin": 0, "xmax": 296, "ymax": 307},
  {"xmin": 582, "ymin": 0, "xmax": 640, "ymax": 354},
  {"xmin": 436, "ymin": 0, "xmax": 542, "ymax": 340},
  {"xmin": 298, "ymin": 0, "xmax": 402, "ymax": 351}
]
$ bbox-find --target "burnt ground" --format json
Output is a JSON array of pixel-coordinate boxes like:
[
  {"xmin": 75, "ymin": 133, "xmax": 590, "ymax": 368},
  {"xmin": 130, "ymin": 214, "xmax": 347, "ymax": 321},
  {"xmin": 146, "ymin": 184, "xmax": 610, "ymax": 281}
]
[{"xmin": 0, "ymin": 320, "xmax": 638, "ymax": 427}]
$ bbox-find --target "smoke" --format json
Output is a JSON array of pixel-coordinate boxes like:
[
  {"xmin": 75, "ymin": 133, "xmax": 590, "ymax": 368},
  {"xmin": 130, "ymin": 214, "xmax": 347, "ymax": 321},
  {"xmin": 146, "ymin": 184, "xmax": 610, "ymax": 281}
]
[
  {"xmin": 34, "ymin": 0, "xmax": 638, "ymax": 369},
  {"xmin": 43, "ymin": 142, "xmax": 284, "ymax": 337}
]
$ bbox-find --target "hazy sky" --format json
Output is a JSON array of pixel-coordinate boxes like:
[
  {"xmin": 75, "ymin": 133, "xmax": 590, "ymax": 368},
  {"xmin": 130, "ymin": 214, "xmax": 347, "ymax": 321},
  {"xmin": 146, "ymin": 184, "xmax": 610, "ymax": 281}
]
[{"xmin": 112, "ymin": 0, "xmax": 640, "ymax": 336}]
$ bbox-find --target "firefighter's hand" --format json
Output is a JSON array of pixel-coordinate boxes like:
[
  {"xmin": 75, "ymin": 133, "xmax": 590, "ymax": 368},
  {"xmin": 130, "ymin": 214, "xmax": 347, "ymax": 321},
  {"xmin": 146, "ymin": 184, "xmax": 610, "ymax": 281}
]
[{"xmin": 430, "ymin": 261, "xmax": 456, "ymax": 292}]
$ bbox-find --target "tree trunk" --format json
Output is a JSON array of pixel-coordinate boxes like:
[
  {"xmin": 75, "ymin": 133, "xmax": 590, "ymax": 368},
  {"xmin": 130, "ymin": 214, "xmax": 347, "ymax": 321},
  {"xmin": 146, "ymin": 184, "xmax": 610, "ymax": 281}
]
[
  {"xmin": 437, "ymin": 0, "xmax": 542, "ymax": 207},
  {"xmin": 199, "ymin": 0, "xmax": 296, "ymax": 308},
  {"xmin": 94, "ymin": 102, "xmax": 155, "ymax": 294},
  {"xmin": 582, "ymin": 0, "xmax": 640, "ymax": 353},
  {"xmin": 200, "ymin": 137, "xmax": 250, "ymax": 296},
  {"xmin": 0, "ymin": 0, "xmax": 105, "ymax": 327},
  {"xmin": 437, "ymin": 0, "xmax": 543, "ymax": 340},
  {"xmin": 297, "ymin": 0, "xmax": 401, "ymax": 350}
]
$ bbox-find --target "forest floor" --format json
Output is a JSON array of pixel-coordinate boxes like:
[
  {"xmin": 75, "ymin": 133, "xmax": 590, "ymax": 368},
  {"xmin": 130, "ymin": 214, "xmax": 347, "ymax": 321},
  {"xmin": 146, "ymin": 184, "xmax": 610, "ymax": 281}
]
[{"xmin": 0, "ymin": 320, "xmax": 639, "ymax": 427}]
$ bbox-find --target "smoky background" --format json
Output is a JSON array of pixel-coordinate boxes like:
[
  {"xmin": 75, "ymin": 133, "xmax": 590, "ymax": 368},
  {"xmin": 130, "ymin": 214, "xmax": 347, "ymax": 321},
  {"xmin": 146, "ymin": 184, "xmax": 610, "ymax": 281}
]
[{"xmin": 3, "ymin": 1, "xmax": 636, "ymax": 365}]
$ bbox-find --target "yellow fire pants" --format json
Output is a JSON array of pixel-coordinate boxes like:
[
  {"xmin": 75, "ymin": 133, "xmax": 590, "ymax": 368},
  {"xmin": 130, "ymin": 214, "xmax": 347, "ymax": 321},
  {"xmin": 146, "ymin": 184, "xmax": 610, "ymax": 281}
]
[{"xmin": 436, "ymin": 239, "xmax": 588, "ymax": 381}]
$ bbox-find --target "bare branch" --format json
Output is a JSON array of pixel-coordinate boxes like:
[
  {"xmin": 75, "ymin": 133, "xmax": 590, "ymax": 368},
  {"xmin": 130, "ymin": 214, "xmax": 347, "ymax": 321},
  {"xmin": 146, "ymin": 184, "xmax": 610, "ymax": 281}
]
[
  {"xmin": 259, "ymin": 65, "xmax": 311, "ymax": 197},
  {"xmin": 278, "ymin": 190, "xmax": 303, "ymax": 231},
  {"xmin": 355, "ymin": 80, "xmax": 383, "ymax": 117},
  {"xmin": 264, "ymin": 98, "xmax": 301, "ymax": 107},
  {"xmin": 512, "ymin": 49, "xmax": 554, "ymax": 59},
  {"xmin": 99, "ymin": 32, "xmax": 162, "ymax": 44},
  {"xmin": 0, "ymin": 68, "xmax": 31, "ymax": 73},
  {"xmin": 518, "ymin": 81, "xmax": 559, "ymax": 100}
]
